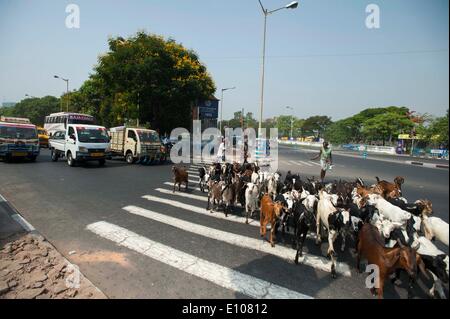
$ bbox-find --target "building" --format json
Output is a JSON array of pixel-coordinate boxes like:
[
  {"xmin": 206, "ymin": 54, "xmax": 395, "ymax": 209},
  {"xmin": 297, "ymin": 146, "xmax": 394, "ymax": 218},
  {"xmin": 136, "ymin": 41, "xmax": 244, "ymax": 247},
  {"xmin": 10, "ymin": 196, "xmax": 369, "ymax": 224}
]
[{"xmin": 192, "ymin": 96, "xmax": 219, "ymax": 130}]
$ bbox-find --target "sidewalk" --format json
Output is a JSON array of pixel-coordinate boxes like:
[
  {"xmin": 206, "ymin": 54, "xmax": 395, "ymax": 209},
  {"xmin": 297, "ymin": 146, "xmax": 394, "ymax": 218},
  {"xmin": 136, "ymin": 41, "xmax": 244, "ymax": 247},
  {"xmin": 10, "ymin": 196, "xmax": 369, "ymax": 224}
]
[
  {"xmin": 0, "ymin": 194, "xmax": 107, "ymax": 299},
  {"xmin": 280, "ymin": 144, "xmax": 449, "ymax": 169}
]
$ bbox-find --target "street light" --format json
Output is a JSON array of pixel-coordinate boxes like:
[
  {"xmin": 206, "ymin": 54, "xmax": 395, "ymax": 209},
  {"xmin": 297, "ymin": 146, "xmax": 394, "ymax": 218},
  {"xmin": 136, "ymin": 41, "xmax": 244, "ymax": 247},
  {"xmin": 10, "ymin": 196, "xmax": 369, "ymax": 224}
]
[
  {"xmin": 54, "ymin": 75, "xmax": 70, "ymax": 112},
  {"xmin": 258, "ymin": 0, "xmax": 299, "ymax": 134},
  {"xmin": 219, "ymin": 87, "xmax": 236, "ymax": 134},
  {"xmin": 286, "ymin": 106, "xmax": 294, "ymax": 140}
]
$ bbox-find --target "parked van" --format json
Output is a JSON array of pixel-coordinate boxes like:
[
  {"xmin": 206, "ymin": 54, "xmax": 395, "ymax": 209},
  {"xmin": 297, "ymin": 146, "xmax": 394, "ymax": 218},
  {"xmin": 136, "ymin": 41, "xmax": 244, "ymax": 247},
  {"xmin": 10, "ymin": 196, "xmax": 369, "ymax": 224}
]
[
  {"xmin": 0, "ymin": 116, "xmax": 40, "ymax": 162},
  {"xmin": 49, "ymin": 124, "xmax": 111, "ymax": 167},
  {"xmin": 109, "ymin": 126, "xmax": 165, "ymax": 164}
]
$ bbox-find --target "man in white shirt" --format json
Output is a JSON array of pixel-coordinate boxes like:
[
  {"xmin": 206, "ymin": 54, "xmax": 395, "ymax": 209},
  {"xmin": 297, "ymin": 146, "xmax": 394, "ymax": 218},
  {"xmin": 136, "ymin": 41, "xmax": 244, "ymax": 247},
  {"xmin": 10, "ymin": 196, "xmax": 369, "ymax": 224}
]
[{"xmin": 217, "ymin": 137, "xmax": 225, "ymax": 163}]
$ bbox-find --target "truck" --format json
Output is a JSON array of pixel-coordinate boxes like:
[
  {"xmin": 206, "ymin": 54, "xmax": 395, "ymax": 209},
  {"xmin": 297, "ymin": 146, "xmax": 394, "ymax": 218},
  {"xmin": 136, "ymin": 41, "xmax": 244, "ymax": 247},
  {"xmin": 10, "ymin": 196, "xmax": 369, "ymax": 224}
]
[
  {"xmin": 109, "ymin": 126, "xmax": 165, "ymax": 164},
  {"xmin": 49, "ymin": 124, "xmax": 111, "ymax": 167},
  {"xmin": 0, "ymin": 116, "xmax": 40, "ymax": 162}
]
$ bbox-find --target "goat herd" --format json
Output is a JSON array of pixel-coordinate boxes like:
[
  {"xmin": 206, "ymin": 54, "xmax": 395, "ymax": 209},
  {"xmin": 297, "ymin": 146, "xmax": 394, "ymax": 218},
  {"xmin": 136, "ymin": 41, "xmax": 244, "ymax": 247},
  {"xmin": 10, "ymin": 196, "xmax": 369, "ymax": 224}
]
[{"xmin": 171, "ymin": 162, "xmax": 449, "ymax": 299}]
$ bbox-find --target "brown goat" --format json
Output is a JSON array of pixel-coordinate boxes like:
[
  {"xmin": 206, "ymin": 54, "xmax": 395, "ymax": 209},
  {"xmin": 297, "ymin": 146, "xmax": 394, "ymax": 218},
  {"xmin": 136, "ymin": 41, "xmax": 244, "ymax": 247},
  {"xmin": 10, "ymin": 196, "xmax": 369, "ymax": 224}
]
[
  {"xmin": 207, "ymin": 180, "xmax": 223, "ymax": 212},
  {"xmin": 357, "ymin": 223, "xmax": 418, "ymax": 299},
  {"xmin": 172, "ymin": 166, "xmax": 189, "ymax": 193},
  {"xmin": 260, "ymin": 194, "xmax": 284, "ymax": 247},
  {"xmin": 375, "ymin": 176, "xmax": 404, "ymax": 199}
]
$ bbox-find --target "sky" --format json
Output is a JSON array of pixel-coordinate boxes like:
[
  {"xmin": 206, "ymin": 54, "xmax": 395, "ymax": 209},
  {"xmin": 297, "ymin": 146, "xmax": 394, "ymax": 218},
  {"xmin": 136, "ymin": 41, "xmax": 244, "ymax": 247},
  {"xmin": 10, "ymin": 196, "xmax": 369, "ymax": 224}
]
[{"xmin": 0, "ymin": 0, "xmax": 448, "ymax": 121}]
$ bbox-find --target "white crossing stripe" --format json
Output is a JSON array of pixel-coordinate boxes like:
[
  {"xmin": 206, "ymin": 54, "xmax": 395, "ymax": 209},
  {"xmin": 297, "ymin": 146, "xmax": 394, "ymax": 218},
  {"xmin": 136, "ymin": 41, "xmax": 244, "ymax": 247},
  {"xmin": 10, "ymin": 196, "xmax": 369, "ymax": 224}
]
[
  {"xmin": 123, "ymin": 206, "xmax": 352, "ymax": 276},
  {"xmin": 299, "ymin": 161, "xmax": 314, "ymax": 167},
  {"xmin": 87, "ymin": 221, "xmax": 313, "ymax": 299},
  {"xmin": 164, "ymin": 182, "xmax": 203, "ymax": 193},
  {"xmin": 289, "ymin": 161, "xmax": 301, "ymax": 166},
  {"xmin": 155, "ymin": 188, "xmax": 207, "ymax": 202},
  {"xmin": 143, "ymin": 194, "xmax": 261, "ymax": 226},
  {"xmin": 11, "ymin": 214, "xmax": 36, "ymax": 232},
  {"xmin": 310, "ymin": 162, "xmax": 321, "ymax": 167}
]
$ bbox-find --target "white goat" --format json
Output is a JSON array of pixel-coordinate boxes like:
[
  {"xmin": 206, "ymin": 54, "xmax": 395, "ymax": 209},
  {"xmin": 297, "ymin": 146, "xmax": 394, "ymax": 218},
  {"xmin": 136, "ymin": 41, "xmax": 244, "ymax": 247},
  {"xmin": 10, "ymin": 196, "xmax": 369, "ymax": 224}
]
[{"xmin": 422, "ymin": 215, "xmax": 449, "ymax": 247}]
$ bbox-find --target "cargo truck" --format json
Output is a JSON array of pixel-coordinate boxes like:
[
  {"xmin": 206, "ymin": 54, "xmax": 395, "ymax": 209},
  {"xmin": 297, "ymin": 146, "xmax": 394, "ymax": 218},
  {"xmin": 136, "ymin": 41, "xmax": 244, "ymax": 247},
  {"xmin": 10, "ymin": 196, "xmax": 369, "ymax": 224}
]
[{"xmin": 109, "ymin": 126, "xmax": 166, "ymax": 164}]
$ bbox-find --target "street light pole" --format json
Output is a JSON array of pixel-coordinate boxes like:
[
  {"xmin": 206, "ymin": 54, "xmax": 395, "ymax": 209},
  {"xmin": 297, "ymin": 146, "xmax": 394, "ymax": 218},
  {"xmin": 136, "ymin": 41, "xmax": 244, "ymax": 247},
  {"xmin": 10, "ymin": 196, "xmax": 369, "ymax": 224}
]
[
  {"xmin": 54, "ymin": 75, "xmax": 69, "ymax": 112},
  {"xmin": 258, "ymin": 1, "xmax": 299, "ymax": 135},
  {"xmin": 219, "ymin": 87, "xmax": 236, "ymax": 134},
  {"xmin": 286, "ymin": 106, "xmax": 294, "ymax": 140}
]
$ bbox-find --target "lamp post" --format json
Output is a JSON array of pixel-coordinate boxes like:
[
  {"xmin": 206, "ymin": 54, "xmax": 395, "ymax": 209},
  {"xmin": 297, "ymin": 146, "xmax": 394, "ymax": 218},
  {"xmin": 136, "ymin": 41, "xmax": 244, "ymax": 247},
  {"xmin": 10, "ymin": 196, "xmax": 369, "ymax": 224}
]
[
  {"xmin": 286, "ymin": 106, "xmax": 294, "ymax": 140},
  {"xmin": 258, "ymin": 1, "xmax": 299, "ymax": 135},
  {"xmin": 54, "ymin": 75, "xmax": 69, "ymax": 112},
  {"xmin": 219, "ymin": 87, "xmax": 236, "ymax": 134}
]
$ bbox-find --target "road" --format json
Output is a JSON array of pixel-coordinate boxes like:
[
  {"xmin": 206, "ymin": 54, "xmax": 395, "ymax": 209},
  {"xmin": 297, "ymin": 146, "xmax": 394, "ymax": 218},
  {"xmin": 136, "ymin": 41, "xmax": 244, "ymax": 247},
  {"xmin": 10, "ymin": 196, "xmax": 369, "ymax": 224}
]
[{"xmin": 0, "ymin": 146, "xmax": 448, "ymax": 299}]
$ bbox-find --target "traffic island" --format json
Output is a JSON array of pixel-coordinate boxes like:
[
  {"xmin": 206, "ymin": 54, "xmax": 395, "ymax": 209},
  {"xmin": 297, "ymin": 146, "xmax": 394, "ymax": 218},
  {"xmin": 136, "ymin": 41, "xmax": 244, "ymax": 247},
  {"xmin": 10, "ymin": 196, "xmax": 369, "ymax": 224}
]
[{"xmin": 0, "ymin": 194, "xmax": 107, "ymax": 299}]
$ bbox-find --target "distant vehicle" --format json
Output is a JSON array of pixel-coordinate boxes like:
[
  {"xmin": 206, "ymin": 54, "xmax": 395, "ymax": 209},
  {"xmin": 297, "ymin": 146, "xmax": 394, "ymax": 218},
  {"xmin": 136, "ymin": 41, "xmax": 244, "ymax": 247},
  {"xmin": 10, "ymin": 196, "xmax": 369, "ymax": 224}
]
[
  {"xmin": 37, "ymin": 127, "xmax": 49, "ymax": 148},
  {"xmin": 0, "ymin": 116, "xmax": 40, "ymax": 162},
  {"xmin": 44, "ymin": 112, "xmax": 96, "ymax": 136},
  {"xmin": 49, "ymin": 124, "xmax": 111, "ymax": 167},
  {"xmin": 109, "ymin": 126, "xmax": 165, "ymax": 164}
]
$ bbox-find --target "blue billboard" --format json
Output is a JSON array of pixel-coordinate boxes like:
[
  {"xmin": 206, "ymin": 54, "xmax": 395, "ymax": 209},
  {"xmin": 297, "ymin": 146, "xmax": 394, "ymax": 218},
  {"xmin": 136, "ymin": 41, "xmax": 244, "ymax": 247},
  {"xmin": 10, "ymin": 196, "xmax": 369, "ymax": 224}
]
[{"xmin": 198, "ymin": 99, "xmax": 219, "ymax": 119}]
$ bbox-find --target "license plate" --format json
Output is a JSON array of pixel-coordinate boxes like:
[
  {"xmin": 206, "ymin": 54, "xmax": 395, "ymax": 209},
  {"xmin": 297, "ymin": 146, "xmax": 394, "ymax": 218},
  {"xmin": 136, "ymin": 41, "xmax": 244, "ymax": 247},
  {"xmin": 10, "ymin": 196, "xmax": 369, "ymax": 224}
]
[
  {"xmin": 12, "ymin": 152, "xmax": 27, "ymax": 157},
  {"xmin": 91, "ymin": 152, "xmax": 104, "ymax": 157}
]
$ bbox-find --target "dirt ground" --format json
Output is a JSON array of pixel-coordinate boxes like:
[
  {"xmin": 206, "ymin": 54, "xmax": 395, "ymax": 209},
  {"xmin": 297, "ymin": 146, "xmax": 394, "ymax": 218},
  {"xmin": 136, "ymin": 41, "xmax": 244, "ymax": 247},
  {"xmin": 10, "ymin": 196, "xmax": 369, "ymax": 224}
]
[{"xmin": 0, "ymin": 234, "xmax": 107, "ymax": 299}]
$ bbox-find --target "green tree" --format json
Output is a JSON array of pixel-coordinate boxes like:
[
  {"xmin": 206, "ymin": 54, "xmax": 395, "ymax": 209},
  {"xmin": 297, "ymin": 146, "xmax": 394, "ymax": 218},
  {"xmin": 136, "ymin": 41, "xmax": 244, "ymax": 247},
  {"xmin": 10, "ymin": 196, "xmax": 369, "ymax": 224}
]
[
  {"xmin": 361, "ymin": 112, "xmax": 414, "ymax": 145},
  {"xmin": 302, "ymin": 116, "xmax": 332, "ymax": 138},
  {"xmin": 425, "ymin": 110, "xmax": 449, "ymax": 147},
  {"xmin": 0, "ymin": 96, "xmax": 60, "ymax": 126},
  {"xmin": 76, "ymin": 31, "xmax": 215, "ymax": 131}
]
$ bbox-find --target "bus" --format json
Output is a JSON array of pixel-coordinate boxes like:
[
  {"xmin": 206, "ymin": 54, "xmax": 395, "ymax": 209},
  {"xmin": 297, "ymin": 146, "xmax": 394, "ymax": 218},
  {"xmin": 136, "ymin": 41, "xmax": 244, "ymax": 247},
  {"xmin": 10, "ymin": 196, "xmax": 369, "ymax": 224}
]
[
  {"xmin": 0, "ymin": 116, "xmax": 40, "ymax": 162},
  {"xmin": 44, "ymin": 112, "xmax": 96, "ymax": 136}
]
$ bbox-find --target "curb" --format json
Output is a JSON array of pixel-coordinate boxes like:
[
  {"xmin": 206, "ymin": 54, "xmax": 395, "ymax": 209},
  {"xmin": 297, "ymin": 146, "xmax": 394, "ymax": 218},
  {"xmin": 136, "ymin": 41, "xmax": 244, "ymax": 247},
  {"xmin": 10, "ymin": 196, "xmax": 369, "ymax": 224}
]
[
  {"xmin": 407, "ymin": 161, "xmax": 449, "ymax": 169},
  {"xmin": 0, "ymin": 192, "xmax": 108, "ymax": 299}
]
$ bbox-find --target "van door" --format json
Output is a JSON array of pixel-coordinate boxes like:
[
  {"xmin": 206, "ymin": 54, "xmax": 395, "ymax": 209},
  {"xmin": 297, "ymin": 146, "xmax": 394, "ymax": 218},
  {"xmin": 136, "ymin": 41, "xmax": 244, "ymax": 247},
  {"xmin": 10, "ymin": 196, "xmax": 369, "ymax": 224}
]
[
  {"xmin": 66, "ymin": 126, "xmax": 77, "ymax": 157},
  {"xmin": 125, "ymin": 129, "xmax": 137, "ymax": 156}
]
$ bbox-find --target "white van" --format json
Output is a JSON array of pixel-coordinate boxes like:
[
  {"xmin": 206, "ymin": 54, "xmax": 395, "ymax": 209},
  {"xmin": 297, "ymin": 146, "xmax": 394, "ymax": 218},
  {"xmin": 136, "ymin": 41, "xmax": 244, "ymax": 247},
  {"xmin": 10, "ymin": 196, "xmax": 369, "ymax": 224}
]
[{"xmin": 49, "ymin": 124, "xmax": 111, "ymax": 167}]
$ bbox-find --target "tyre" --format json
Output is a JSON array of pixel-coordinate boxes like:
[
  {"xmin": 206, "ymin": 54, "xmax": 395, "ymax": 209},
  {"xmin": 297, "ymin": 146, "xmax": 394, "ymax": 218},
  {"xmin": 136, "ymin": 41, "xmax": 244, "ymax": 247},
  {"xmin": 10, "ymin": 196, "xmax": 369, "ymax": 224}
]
[
  {"xmin": 29, "ymin": 156, "xmax": 37, "ymax": 162},
  {"xmin": 126, "ymin": 152, "xmax": 135, "ymax": 164},
  {"xmin": 98, "ymin": 159, "xmax": 106, "ymax": 166},
  {"xmin": 51, "ymin": 149, "xmax": 59, "ymax": 162},
  {"xmin": 67, "ymin": 152, "xmax": 76, "ymax": 167}
]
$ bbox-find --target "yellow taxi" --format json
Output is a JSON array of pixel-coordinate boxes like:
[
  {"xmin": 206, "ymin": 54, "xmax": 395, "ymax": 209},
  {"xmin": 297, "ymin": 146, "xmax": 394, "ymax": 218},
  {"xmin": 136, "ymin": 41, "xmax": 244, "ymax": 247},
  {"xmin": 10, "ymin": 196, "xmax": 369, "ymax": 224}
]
[{"xmin": 37, "ymin": 127, "xmax": 49, "ymax": 148}]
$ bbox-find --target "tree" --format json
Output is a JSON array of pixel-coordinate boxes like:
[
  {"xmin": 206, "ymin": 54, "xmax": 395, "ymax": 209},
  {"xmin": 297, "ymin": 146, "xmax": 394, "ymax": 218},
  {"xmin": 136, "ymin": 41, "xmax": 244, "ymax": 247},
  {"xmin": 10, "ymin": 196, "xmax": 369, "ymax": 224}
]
[
  {"xmin": 74, "ymin": 31, "xmax": 215, "ymax": 131},
  {"xmin": 425, "ymin": 110, "xmax": 449, "ymax": 148},
  {"xmin": 0, "ymin": 96, "xmax": 60, "ymax": 126},
  {"xmin": 361, "ymin": 112, "xmax": 414, "ymax": 145},
  {"xmin": 302, "ymin": 116, "xmax": 332, "ymax": 138}
]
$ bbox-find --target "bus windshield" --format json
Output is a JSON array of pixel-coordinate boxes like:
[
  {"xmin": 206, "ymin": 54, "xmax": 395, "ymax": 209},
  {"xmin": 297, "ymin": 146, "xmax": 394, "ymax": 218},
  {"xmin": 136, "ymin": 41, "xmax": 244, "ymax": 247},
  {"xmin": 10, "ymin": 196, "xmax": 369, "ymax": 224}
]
[
  {"xmin": 137, "ymin": 130, "xmax": 159, "ymax": 143},
  {"xmin": 76, "ymin": 128, "xmax": 109, "ymax": 143},
  {"xmin": 0, "ymin": 125, "xmax": 37, "ymax": 139}
]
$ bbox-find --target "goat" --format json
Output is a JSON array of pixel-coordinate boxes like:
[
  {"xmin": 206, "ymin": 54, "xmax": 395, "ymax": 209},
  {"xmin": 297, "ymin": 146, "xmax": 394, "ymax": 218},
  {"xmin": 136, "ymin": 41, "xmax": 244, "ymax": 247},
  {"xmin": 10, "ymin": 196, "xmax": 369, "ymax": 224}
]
[
  {"xmin": 260, "ymin": 194, "xmax": 284, "ymax": 247},
  {"xmin": 316, "ymin": 190, "xmax": 351, "ymax": 278},
  {"xmin": 413, "ymin": 236, "xmax": 449, "ymax": 299},
  {"xmin": 357, "ymin": 223, "xmax": 419, "ymax": 299},
  {"xmin": 245, "ymin": 183, "xmax": 259, "ymax": 224},
  {"xmin": 172, "ymin": 166, "xmax": 189, "ymax": 192},
  {"xmin": 422, "ymin": 215, "xmax": 449, "ymax": 247}
]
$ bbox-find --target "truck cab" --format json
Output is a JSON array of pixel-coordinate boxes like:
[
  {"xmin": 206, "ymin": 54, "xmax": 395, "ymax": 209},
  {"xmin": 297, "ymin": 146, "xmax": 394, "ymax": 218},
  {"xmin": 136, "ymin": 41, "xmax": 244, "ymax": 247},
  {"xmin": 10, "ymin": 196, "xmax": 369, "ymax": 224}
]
[
  {"xmin": 109, "ymin": 127, "xmax": 164, "ymax": 164},
  {"xmin": 49, "ymin": 124, "xmax": 111, "ymax": 167}
]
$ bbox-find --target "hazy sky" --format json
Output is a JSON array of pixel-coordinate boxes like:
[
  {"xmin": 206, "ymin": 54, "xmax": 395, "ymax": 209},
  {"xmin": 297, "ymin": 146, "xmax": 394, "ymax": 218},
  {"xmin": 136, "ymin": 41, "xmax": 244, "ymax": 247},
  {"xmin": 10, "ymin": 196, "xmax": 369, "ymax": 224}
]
[{"xmin": 0, "ymin": 0, "xmax": 448, "ymax": 121}]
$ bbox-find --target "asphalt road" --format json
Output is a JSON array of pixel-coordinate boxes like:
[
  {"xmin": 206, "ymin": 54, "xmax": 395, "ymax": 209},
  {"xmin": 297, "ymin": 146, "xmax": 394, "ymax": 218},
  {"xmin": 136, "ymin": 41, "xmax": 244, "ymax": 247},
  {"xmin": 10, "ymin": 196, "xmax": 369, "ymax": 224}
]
[{"xmin": 0, "ymin": 147, "xmax": 448, "ymax": 299}]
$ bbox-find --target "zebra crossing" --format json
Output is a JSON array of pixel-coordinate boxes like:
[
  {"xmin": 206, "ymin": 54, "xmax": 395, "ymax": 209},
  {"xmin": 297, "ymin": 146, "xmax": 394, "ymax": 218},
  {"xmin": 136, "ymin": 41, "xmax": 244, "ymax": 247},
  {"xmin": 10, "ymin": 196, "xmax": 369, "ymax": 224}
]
[{"xmin": 86, "ymin": 161, "xmax": 355, "ymax": 299}]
